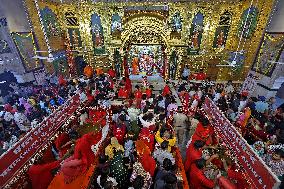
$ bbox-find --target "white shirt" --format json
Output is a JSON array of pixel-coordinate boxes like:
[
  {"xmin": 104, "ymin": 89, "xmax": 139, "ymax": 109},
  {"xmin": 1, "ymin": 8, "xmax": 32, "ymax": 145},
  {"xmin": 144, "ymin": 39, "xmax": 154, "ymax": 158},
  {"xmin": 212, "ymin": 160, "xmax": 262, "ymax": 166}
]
[
  {"xmin": 127, "ymin": 107, "xmax": 140, "ymax": 122},
  {"xmin": 4, "ymin": 111, "xmax": 14, "ymax": 122},
  {"xmin": 190, "ymin": 99, "xmax": 199, "ymax": 109},
  {"xmin": 213, "ymin": 93, "xmax": 221, "ymax": 102},
  {"xmin": 238, "ymin": 100, "xmax": 247, "ymax": 113},
  {"xmin": 197, "ymin": 90, "xmax": 203, "ymax": 99},
  {"xmin": 79, "ymin": 92, "xmax": 87, "ymax": 102},
  {"xmin": 158, "ymin": 100, "xmax": 165, "ymax": 109},
  {"xmin": 14, "ymin": 112, "xmax": 30, "ymax": 131},
  {"xmin": 225, "ymin": 85, "xmax": 234, "ymax": 94},
  {"xmin": 189, "ymin": 91, "xmax": 196, "ymax": 97},
  {"xmin": 79, "ymin": 113, "xmax": 88, "ymax": 125}
]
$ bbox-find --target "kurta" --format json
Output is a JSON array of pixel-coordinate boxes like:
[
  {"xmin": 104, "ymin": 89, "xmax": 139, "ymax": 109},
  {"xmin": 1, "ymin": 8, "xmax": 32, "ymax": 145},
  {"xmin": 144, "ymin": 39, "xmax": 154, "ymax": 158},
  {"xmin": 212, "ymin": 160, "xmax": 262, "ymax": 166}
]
[{"xmin": 138, "ymin": 128, "xmax": 155, "ymax": 152}]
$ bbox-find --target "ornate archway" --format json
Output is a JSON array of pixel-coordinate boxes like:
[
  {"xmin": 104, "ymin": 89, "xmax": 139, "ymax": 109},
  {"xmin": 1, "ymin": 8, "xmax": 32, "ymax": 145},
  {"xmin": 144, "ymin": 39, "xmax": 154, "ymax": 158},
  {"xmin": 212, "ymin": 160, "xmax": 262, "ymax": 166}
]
[{"xmin": 121, "ymin": 15, "xmax": 170, "ymax": 78}]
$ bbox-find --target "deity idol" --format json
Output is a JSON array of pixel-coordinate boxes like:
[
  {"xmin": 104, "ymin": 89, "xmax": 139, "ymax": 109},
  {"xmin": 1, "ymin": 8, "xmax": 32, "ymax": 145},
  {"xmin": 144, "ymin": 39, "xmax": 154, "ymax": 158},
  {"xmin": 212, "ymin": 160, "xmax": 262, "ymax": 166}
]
[
  {"xmin": 132, "ymin": 57, "xmax": 139, "ymax": 75},
  {"xmin": 217, "ymin": 30, "xmax": 225, "ymax": 48},
  {"xmin": 191, "ymin": 31, "xmax": 200, "ymax": 49}
]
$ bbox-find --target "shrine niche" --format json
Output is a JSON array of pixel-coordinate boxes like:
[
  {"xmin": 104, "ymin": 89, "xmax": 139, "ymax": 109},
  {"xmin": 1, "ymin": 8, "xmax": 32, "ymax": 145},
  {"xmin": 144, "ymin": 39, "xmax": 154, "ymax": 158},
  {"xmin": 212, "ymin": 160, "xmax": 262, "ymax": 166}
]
[
  {"xmin": 111, "ymin": 13, "xmax": 122, "ymax": 38},
  {"xmin": 40, "ymin": 7, "xmax": 62, "ymax": 37},
  {"xmin": 213, "ymin": 11, "xmax": 231, "ymax": 50},
  {"xmin": 128, "ymin": 45, "xmax": 164, "ymax": 76},
  {"xmin": 91, "ymin": 13, "xmax": 105, "ymax": 55},
  {"xmin": 188, "ymin": 12, "xmax": 204, "ymax": 55},
  {"xmin": 252, "ymin": 32, "xmax": 284, "ymax": 76},
  {"xmin": 51, "ymin": 51, "xmax": 68, "ymax": 75},
  {"xmin": 238, "ymin": 6, "xmax": 259, "ymax": 39},
  {"xmin": 67, "ymin": 28, "xmax": 82, "ymax": 48}
]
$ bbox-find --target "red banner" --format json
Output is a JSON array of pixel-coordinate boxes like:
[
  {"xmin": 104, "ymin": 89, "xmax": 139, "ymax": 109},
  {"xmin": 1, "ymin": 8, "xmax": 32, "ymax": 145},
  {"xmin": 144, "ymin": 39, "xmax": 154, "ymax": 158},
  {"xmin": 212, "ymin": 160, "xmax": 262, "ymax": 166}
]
[
  {"xmin": 202, "ymin": 97, "xmax": 280, "ymax": 189},
  {"xmin": 0, "ymin": 94, "xmax": 81, "ymax": 187}
]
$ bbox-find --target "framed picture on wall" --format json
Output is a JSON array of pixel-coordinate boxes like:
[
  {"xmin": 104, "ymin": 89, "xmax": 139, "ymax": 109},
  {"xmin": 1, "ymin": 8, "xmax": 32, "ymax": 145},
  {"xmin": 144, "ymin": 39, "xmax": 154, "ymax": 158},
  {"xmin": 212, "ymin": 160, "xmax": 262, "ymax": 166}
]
[
  {"xmin": 11, "ymin": 32, "xmax": 43, "ymax": 72},
  {"xmin": 252, "ymin": 32, "xmax": 284, "ymax": 77}
]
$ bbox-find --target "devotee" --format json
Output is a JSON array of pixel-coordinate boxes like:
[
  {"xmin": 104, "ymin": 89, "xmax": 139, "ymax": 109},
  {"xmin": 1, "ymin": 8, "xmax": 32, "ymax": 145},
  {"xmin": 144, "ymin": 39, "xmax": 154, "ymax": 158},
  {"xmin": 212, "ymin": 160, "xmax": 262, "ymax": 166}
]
[
  {"xmin": 189, "ymin": 158, "xmax": 217, "ymax": 189},
  {"xmin": 14, "ymin": 105, "xmax": 30, "ymax": 132},
  {"xmin": 133, "ymin": 85, "xmax": 142, "ymax": 108},
  {"xmin": 162, "ymin": 81, "xmax": 171, "ymax": 97},
  {"xmin": 191, "ymin": 117, "xmax": 213, "ymax": 146},
  {"xmin": 167, "ymin": 97, "xmax": 178, "ymax": 116},
  {"xmin": 96, "ymin": 167, "xmax": 118, "ymax": 188},
  {"xmin": 105, "ymin": 137, "xmax": 124, "ymax": 159},
  {"xmin": 118, "ymin": 84, "xmax": 129, "ymax": 99},
  {"xmin": 153, "ymin": 140, "xmax": 175, "ymax": 165},
  {"xmin": 184, "ymin": 140, "xmax": 205, "ymax": 173},
  {"xmin": 28, "ymin": 157, "xmax": 61, "ymax": 189},
  {"xmin": 263, "ymin": 148, "xmax": 284, "ymax": 180},
  {"xmin": 155, "ymin": 126, "xmax": 176, "ymax": 152}
]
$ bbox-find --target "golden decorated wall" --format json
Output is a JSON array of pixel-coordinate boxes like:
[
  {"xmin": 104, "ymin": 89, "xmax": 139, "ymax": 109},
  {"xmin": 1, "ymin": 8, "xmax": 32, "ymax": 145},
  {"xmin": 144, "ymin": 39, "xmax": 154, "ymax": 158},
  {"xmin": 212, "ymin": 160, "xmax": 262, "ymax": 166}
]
[{"xmin": 24, "ymin": 0, "xmax": 275, "ymax": 81}]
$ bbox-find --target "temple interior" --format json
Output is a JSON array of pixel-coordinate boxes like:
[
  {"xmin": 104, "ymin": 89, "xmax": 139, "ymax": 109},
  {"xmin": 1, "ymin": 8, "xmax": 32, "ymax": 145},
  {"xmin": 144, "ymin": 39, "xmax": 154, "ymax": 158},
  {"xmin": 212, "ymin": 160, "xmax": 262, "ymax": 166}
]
[{"xmin": 0, "ymin": 0, "xmax": 284, "ymax": 189}]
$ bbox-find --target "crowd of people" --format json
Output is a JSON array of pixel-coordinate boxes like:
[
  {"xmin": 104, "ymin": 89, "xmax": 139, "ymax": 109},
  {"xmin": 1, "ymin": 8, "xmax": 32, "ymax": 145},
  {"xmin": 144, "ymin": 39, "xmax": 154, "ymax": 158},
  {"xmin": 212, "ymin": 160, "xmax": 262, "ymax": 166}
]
[
  {"xmin": 1, "ymin": 65, "xmax": 283, "ymax": 189},
  {"xmin": 174, "ymin": 77, "xmax": 284, "ymax": 187},
  {"xmin": 0, "ymin": 74, "xmax": 77, "ymax": 155}
]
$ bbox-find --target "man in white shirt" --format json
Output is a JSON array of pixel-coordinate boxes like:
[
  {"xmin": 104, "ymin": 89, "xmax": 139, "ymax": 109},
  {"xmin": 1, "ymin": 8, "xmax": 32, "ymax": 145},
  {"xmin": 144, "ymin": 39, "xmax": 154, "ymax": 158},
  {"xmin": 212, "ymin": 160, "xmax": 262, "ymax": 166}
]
[
  {"xmin": 14, "ymin": 110, "xmax": 30, "ymax": 132},
  {"xmin": 173, "ymin": 110, "xmax": 189, "ymax": 145}
]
